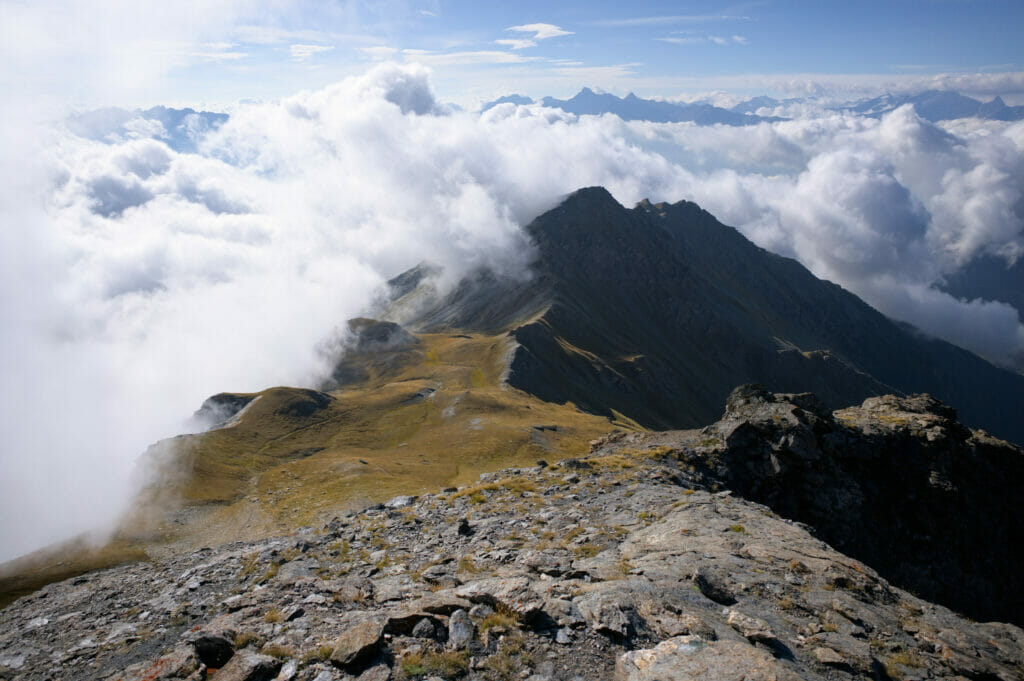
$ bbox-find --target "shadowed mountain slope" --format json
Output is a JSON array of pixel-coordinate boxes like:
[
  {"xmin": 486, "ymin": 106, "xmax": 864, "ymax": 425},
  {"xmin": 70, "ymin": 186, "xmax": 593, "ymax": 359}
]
[{"xmin": 392, "ymin": 187, "xmax": 1024, "ymax": 443}]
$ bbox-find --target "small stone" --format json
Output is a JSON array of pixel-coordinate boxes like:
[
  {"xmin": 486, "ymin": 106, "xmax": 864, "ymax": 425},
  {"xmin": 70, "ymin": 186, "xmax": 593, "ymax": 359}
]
[
  {"xmin": 357, "ymin": 664, "xmax": 392, "ymax": 681},
  {"xmin": 468, "ymin": 604, "xmax": 494, "ymax": 619},
  {"xmin": 448, "ymin": 609, "xmax": 475, "ymax": 649},
  {"xmin": 311, "ymin": 670, "xmax": 340, "ymax": 681},
  {"xmin": 120, "ymin": 646, "xmax": 200, "ymax": 681},
  {"xmin": 812, "ymin": 647, "xmax": 846, "ymax": 665},
  {"xmin": 726, "ymin": 610, "xmax": 776, "ymax": 643},
  {"xmin": 411, "ymin": 618, "xmax": 436, "ymax": 639},
  {"xmin": 275, "ymin": 659, "xmax": 298, "ymax": 680},
  {"xmin": 384, "ymin": 495, "xmax": 416, "ymax": 509},
  {"xmin": 192, "ymin": 632, "xmax": 235, "ymax": 668},
  {"xmin": 692, "ymin": 566, "xmax": 736, "ymax": 605},
  {"xmin": 210, "ymin": 651, "xmax": 281, "ymax": 681},
  {"xmin": 330, "ymin": 617, "xmax": 386, "ymax": 670},
  {"xmin": 556, "ymin": 628, "xmax": 573, "ymax": 644}
]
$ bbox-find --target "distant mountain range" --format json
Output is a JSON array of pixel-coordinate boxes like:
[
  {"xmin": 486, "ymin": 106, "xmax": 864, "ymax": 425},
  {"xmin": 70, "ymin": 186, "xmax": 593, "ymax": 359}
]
[
  {"xmin": 833, "ymin": 90, "xmax": 1024, "ymax": 122},
  {"xmin": 483, "ymin": 88, "xmax": 1024, "ymax": 124},
  {"xmin": 66, "ymin": 106, "xmax": 229, "ymax": 153},
  {"xmin": 482, "ymin": 88, "xmax": 783, "ymax": 125},
  {"xmin": 939, "ymin": 254, "xmax": 1024, "ymax": 324}
]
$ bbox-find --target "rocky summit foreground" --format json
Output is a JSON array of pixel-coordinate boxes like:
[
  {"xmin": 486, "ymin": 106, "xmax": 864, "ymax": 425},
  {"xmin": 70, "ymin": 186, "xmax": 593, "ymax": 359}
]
[{"xmin": 1, "ymin": 388, "xmax": 1022, "ymax": 681}]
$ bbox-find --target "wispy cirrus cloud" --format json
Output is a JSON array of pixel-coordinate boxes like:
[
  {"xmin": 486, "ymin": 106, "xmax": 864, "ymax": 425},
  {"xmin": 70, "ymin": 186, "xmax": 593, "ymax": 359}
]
[
  {"xmin": 358, "ymin": 45, "xmax": 399, "ymax": 61},
  {"xmin": 495, "ymin": 39, "xmax": 537, "ymax": 50},
  {"xmin": 506, "ymin": 23, "xmax": 574, "ymax": 40},
  {"xmin": 547, "ymin": 62, "xmax": 643, "ymax": 79},
  {"xmin": 183, "ymin": 45, "xmax": 249, "ymax": 62},
  {"xmin": 402, "ymin": 49, "xmax": 538, "ymax": 67},
  {"xmin": 290, "ymin": 44, "xmax": 334, "ymax": 61},
  {"xmin": 234, "ymin": 25, "xmax": 335, "ymax": 45},
  {"xmin": 595, "ymin": 13, "xmax": 751, "ymax": 27},
  {"xmin": 657, "ymin": 34, "xmax": 747, "ymax": 46}
]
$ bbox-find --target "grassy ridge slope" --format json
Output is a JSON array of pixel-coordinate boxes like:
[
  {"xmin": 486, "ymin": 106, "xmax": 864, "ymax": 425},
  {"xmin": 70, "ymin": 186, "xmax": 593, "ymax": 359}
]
[{"xmin": 1, "ymin": 331, "xmax": 624, "ymax": 608}]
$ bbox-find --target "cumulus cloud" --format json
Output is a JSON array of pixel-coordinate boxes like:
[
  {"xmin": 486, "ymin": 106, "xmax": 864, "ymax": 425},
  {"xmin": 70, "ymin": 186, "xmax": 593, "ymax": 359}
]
[{"xmin": 2, "ymin": 61, "xmax": 1022, "ymax": 563}]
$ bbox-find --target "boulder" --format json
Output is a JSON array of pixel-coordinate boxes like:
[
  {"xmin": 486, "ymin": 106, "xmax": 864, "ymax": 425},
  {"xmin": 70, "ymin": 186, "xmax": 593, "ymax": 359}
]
[
  {"xmin": 211, "ymin": 651, "xmax": 281, "ymax": 681},
  {"xmin": 330, "ymin": 617, "xmax": 386, "ymax": 670},
  {"xmin": 614, "ymin": 636, "xmax": 801, "ymax": 681}
]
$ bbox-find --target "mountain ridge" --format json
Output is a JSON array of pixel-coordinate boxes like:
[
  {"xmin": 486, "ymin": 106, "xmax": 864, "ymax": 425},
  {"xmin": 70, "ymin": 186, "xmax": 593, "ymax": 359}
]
[
  {"xmin": 389, "ymin": 187, "xmax": 1024, "ymax": 444},
  {"xmin": 480, "ymin": 88, "xmax": 1024, "ymax": 123},
  {"xmin": 1, "ymin": 387, "xmax": 1020, "ymax": 680},
  {"xmin": 481, "ymin": 88, "xmax": 782, "ymax": 125}
]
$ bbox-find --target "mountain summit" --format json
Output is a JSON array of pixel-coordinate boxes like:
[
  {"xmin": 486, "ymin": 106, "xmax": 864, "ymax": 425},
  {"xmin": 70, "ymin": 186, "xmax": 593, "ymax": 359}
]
[{"xmin": 387, "ymin": 187, "xmax": 1024, "ymax": 444}]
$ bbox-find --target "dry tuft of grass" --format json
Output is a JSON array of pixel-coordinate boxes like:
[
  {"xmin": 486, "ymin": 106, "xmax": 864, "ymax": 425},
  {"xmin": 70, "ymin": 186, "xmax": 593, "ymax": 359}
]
[
  {"xmin": 302, "ymin": 645, "xmax": 334, "ymax": 663},
  {"xmin": 234, "ymin": 631, "xmax": 259, "ymax": 648},
  {"xmin": 398, "ymin": 650, "xmax": 470, "ymax": 679},
  {"xmin": 480, "ymin": 634, "xmax": 534, "ymax": 680},
  {"xmin": 478, "ymin": 603, "xmax": 521, "ymax": 632},
  {"xmin": 261, "ymin": 643, "xmax": 298, "ymax": 659}
]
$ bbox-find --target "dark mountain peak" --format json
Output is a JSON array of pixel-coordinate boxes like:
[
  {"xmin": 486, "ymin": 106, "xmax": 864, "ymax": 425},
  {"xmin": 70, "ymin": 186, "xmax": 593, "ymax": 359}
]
[
  {"xmin": 527, "ymin": 187, "xmax": 639, "ymax": 249},
  {"xmin": 561, "ymin": 185, "xmax": 619, "ymax": 206},
  {"xmin": 387, "ymin": 186, "xmax": 1024, "ymax": 443}
]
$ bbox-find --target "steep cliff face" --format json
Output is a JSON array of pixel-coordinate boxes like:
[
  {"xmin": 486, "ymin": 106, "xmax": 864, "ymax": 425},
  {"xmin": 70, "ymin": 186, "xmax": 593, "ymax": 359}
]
[
  {"xmin": 597, "ymin": 385, "xmax": 1024, "ymax": 626},
  {"xmin": 391, "ymin": 187, "xmax": 1024, "ymax": 444},
  {"xmin": 1, "ymin": 389, "xmax": 1020, "ymax": 681}
]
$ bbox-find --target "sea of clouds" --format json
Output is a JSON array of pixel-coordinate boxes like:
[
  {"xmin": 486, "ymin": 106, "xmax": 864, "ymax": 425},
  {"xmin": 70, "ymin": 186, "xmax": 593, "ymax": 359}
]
[{"xmin": 1, "ymin": 63, "xmax": 1022, "ymax": 561}]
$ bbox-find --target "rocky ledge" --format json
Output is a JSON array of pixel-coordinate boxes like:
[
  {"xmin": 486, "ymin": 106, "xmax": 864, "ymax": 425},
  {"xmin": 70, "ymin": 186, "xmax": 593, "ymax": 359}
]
[{"xmin": 1, "ymin": 387, "xmax": 1021, "ymax": 681}]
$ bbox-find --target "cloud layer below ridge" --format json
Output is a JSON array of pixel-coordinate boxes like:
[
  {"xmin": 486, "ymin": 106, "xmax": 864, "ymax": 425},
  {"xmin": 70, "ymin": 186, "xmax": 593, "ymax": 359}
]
[{"xmin": 1, "ymin": 63, "xmax": 1022, "ymax": 561}]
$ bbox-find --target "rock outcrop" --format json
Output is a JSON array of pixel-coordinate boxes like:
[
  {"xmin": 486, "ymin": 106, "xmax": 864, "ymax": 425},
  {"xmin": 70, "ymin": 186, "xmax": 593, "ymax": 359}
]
[{"xmin": 2, "ymin": 389, "xmax": 1021, "ymax": 680}]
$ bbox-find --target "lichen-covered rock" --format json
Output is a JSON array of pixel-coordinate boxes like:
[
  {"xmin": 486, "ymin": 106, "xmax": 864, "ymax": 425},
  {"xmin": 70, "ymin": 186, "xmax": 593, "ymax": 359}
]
[{"xmin": 614, "ymin": 636, "xmax": 803, "ymax": 681}]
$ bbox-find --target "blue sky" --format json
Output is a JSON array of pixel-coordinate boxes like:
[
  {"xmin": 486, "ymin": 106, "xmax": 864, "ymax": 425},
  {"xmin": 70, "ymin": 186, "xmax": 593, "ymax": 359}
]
[
  {"xmin": 165, "ymin": 0, "xmax": 1024, "ymax": 106},
  {"xmin": 4, "ymin": 0, "xmax": 1021, "ymax": 109}
]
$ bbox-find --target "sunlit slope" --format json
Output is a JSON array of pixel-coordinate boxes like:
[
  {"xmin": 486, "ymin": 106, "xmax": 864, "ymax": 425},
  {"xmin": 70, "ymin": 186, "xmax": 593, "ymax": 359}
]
[
  {"xmin": 1, "ymin": 331, "xmax": 624, "ymax": 607},
  {"xmin": 126, "ymin": 331, "xmax": 627, "ymax": 551}
]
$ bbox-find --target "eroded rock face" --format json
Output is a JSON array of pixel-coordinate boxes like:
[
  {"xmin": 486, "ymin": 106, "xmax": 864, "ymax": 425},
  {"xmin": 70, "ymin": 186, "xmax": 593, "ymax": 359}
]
[
  {"xmin": 669, "ymin": 385, "xmax": 1024, "ymax": 624},
  {"xmin": 1, "ymin": 389, "xmax": 1021, "ymax": 681}
]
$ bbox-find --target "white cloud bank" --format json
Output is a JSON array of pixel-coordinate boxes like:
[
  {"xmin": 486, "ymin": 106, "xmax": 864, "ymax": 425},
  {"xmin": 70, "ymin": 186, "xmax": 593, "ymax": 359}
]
[{"xmin": 1, "ymin": 63, "xmax": 1022, "ymax": 562}]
